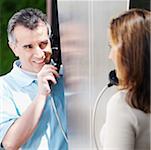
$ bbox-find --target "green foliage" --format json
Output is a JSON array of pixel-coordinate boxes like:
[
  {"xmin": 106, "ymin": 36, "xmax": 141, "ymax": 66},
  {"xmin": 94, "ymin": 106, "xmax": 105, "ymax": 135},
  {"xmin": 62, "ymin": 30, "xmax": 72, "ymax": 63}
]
[{"xmin": 0, "ymin": 0, "xmax": 46, "ymax": 75}]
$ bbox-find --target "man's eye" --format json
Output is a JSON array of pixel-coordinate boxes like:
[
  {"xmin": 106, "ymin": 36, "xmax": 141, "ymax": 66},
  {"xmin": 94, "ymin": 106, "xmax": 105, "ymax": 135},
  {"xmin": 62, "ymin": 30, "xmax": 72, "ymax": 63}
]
[
  {"xmin": 23, "ymin": 45, "xmax": 33, "ymax": 49},
  {"xmin": 39, "ymin": 41, "xmax": 48, "ymax": 49}
]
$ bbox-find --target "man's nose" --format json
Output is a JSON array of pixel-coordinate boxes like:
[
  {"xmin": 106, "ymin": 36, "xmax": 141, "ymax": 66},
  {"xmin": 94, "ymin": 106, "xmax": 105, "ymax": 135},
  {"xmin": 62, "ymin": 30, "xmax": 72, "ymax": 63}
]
[{"xmin": 34, "ymin": 46, "xmax": 45, "ymax": 59}]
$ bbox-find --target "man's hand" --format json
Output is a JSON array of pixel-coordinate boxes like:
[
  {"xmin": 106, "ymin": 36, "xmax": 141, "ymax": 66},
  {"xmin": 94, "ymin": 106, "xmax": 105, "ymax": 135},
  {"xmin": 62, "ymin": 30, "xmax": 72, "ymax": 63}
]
[{"xmin": 37, "ymin": 64, "xmax": 59, "ymax": 96}]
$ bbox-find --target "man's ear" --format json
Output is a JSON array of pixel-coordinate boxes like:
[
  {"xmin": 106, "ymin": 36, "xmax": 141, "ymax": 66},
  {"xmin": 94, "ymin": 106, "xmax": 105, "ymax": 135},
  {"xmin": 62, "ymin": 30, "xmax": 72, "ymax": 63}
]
[{"xmin": 8, "ymin": 42, "xmax": 19, "ymax": 57}]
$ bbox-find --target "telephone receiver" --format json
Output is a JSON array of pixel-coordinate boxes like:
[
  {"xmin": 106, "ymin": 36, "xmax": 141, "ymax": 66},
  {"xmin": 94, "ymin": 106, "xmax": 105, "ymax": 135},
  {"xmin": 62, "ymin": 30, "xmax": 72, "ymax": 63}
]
[
  {"xmin": 108, "ymin": 70, "xmax": 119, "ymax": 87},
  {"xmin": 46, "ymin": 39, "xmax": 61, "ymax": 88},
  {"xmin": 45, "ymin": 46, "xmax": 60, "ymax": 71}
]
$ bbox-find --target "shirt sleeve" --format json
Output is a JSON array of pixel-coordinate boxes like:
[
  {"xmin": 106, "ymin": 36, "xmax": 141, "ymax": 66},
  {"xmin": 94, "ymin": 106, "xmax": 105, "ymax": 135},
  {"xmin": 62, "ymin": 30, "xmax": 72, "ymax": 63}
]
[
  {"xmin": 0, "ymin": 81, "xmax": 19, "ymax": 145},
  {"xmin": 101, "ymin": 92, "xmax": 135, "ymax": 150}
]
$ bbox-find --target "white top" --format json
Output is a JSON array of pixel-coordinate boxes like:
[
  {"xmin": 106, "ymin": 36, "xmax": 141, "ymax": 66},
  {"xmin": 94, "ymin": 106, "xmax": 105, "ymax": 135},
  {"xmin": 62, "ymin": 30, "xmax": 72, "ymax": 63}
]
[{"xmin": 100, "ymin": 90, "xmax": 150, "ymax": 150}]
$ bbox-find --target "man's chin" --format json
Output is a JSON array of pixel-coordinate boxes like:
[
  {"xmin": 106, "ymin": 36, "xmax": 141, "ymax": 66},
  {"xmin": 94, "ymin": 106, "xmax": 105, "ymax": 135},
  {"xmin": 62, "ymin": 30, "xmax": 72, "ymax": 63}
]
[
  {"xmin": 34, "ymin": 67, "xmax": 43, "ymax": 73},
  {"xmin": 33, "ymin": 63, "xmax": 45, "ymax": 72},
  {"xmin": 21, "ymin": 63, "xmax": 44, "ymax": 73}
]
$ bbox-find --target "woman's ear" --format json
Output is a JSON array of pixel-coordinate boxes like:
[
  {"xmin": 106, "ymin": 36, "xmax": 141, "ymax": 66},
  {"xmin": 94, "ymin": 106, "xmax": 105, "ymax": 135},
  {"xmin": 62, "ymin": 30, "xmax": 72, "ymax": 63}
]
[{"xmin": 8, "ymin": 42, "xmax": 19, "ymax": 57}]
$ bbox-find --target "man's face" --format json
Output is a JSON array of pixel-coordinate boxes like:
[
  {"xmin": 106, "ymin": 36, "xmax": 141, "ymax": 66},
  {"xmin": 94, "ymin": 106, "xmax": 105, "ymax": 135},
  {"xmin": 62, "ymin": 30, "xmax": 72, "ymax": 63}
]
[{"xmin": 11, "ymin": 21, "xmax": 51, "ymax": 73}]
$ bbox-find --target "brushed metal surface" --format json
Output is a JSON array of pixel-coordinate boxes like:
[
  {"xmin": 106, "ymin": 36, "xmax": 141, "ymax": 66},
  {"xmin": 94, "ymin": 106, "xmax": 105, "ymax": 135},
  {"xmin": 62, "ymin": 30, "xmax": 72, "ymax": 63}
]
[{"xmin": 57, "ymin": 1, "xmax": 128, "ymax": 149}]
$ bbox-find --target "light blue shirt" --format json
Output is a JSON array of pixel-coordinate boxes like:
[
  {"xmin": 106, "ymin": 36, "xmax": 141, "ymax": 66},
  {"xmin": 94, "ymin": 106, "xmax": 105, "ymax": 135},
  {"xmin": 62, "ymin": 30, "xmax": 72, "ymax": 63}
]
[{"xmin": 0, "ymin": 60, "xmax": 68, "ymax": 150}]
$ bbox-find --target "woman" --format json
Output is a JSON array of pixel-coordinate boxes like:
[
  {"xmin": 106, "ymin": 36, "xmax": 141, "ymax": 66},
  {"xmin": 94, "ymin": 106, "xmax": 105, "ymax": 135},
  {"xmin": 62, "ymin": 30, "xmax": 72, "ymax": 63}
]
[{"xmin": 100, "ymin": 9, "xmax": 150, "ymax": 150}]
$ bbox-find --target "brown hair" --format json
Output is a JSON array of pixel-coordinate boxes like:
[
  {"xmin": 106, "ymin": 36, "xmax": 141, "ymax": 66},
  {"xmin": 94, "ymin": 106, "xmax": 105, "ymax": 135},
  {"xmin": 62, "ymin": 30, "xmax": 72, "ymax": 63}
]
[{"xmin": 109, "ymin": 9, "xmax": 150, "ymax": 113}]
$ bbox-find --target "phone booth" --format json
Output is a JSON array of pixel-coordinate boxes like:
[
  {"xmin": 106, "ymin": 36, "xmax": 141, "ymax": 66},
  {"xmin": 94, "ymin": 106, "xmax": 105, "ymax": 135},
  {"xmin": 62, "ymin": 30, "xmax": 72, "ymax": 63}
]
[{"xmin": 47, "ymin": 0, "xmax": 129, "ymax": 149}]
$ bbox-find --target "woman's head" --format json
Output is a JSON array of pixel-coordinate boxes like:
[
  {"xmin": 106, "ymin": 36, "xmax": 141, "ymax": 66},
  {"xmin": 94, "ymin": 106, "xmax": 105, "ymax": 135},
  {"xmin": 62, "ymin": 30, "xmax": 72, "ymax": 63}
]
[{"xmin": 109, "ymin": 9, "xmax": 150, "ymax": 113}]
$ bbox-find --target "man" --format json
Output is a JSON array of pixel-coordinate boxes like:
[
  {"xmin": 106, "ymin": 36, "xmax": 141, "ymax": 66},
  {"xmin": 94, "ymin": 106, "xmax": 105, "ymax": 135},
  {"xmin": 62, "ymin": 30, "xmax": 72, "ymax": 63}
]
[{"xmin": 0, "ymin": 8, "xmax": 68, "ymax": 150}]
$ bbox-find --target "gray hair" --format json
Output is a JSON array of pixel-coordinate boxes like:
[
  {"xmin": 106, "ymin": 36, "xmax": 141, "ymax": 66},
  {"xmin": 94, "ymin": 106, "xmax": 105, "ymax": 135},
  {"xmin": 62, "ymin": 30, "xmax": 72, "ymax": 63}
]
[{"xmin": 7, "ymin": 8, "xmax": 51, "ymax": 43}]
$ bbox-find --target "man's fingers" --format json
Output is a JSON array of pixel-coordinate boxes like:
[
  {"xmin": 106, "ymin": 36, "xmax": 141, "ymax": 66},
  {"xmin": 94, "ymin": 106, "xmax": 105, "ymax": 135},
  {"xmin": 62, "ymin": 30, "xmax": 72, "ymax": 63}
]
[
  {"xmin": 41, "ymin": 64, "xmax": 60, "ymax": 78},
  {"xmin": 45, "ymin": 74, "xmax": 57, "ymax": 84},
  {"xmin": 49, "ymin": 69, "xmax": 60, "ymax": 78}
]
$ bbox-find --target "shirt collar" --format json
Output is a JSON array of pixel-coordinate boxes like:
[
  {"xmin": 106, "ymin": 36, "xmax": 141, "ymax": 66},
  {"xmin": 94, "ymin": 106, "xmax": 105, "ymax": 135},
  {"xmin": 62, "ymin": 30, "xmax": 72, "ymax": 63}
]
[{"xmin": 10, "ymin": 60, "xmax": 38, "ymax": 88}]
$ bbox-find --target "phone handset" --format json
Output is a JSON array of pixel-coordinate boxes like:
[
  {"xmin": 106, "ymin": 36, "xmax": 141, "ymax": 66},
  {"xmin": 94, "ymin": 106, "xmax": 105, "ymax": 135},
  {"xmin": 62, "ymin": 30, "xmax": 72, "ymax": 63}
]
[
  {"xmin": 108, "ymin": 69, "xmax": 119, "ymax": 87},
  {"xmin": 45, "ymin": 50, "xmax": 59, "ymax": 88}
]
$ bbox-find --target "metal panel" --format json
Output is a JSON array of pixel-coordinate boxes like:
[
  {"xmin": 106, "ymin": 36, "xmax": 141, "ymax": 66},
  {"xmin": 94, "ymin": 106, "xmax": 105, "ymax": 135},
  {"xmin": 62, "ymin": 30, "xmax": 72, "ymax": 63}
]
[{"xmin": 57, "ymin": 0, "xmax": 128, "ymax": 149}]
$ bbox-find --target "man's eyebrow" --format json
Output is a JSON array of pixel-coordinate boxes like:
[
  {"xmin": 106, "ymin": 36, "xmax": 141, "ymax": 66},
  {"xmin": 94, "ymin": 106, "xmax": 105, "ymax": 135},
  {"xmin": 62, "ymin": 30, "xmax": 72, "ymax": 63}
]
[
  {"xmin": 23, "ymin": 44, "xmax": 33, "ymax": 48},
  {"xmin": 40, "ymin": 39, "xmax": 48, "ymax": 43}
]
